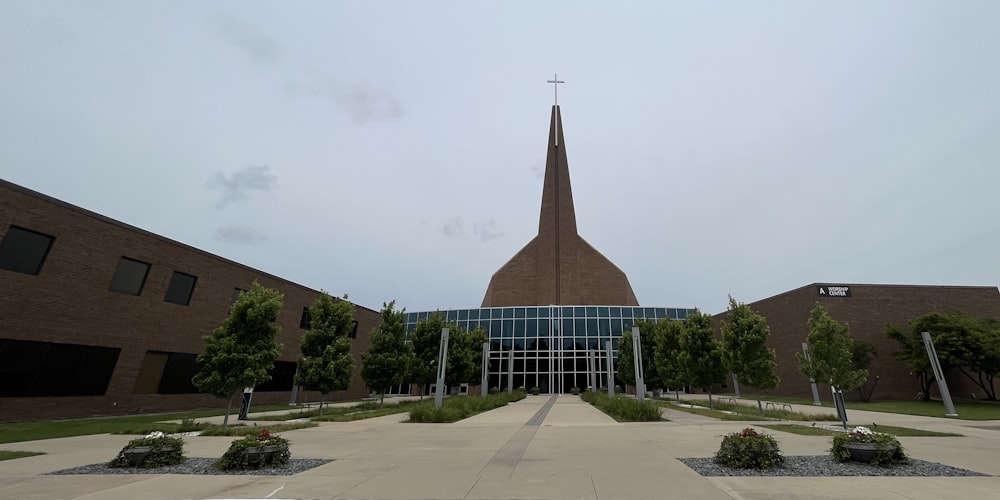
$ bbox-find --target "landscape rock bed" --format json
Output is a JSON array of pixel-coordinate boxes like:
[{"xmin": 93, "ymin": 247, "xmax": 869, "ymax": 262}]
[
  {"xmin": 48, "ymin": 458, "xmax": 332, "ymax": 476},
  {"xmin": 681, "ymin": 456, "xmax": 987, "ymax": 477}
]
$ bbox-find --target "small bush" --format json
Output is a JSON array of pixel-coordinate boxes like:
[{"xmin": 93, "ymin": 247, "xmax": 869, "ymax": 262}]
[
  {"xmin": 571, "ymin": 387, "xmax": 581, "ymax": 395},
  {"xmin": 408, "ymin": 390, "xmax": 527, "ymax": 423},
  {"xmin": 108, "ymin": 431, "xmax": 185, "ymax": 468},
  {"xmin": 489, "ymin": 387, "xmax": 500, "ymax": 394},
  {"xmin": 580, "ymin": 391, "xmax": 662, "ymax": 422},
  {"xmin": 214, "ymin": 428, "xmax": 291, "ymax": 470},
  {"xmin": 714, "ymin": 427, "xmax": 785, "ymax": 469},
  {"xmin": 530, "ymin": 387, "xmax": 540, "ymax": 395}
]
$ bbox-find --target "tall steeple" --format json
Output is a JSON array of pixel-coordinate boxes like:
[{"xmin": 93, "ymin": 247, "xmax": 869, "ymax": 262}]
[{"xmin": 481, "ymin": 104, "xmax": 639, "ymax": 307}]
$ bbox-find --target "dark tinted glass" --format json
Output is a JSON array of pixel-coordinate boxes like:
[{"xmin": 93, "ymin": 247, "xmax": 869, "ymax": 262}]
[
  {"xmin": 164, "ymin": 271, "xmax": 197, "ymax": 305},
  {"xmin": 0, "ymin": 226, "xmax": 55, "ymax": 275},
  {"xmin": 256, "ymin": 361, "xmax": 297, "ymax": 392},
  {"xmin": 158, "ymin": 352, "xmax": 200, "ymax": 394},
  {"xmin": 0, "ymin": 339, "xmax": 119, "ymax": 397},
  {"xmin": 109, "ymin": 257, "xmax": 150, "ymax": 295},
  {"xmin": 299, "ymin": 307, "xmax": 311, "ymax": 329}
]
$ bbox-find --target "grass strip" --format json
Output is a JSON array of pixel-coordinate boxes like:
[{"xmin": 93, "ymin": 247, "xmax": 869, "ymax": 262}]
[
  {"xmin": 759, "ymin": 423, "xmax": 961, "ymax": 437},
  {"xmin": 581, "ymin": 391, "xmax": 664, "ymax": 422},
  {"xmin": 735, "ymin": 394, "xmax": 1000, "ymax": 421},
  {"xmin": 407, "ymin": 391, "xmax": 527, "ymax": 423},
  {"xmin": 0, "ymin": 450, "xmax": 45, "ymax": 461},
  {"xmin": 661, "ymin": 399, "xmax": 839, "ymax": 422}
]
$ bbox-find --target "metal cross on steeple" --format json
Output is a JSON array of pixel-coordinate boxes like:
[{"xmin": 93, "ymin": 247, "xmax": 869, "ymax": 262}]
[{"xmin": 547, "ymin": 74, "xmax": 565, "ymax": 106}]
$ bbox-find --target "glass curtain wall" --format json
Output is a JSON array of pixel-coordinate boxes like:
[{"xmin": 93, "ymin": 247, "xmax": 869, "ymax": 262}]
[{"xmin": 403, "ymin": 306, "xmax": 695, "ymax": 394}]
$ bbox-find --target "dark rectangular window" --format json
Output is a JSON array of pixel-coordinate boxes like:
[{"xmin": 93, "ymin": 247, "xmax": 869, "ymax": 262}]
[
  {"xmin": 109, "ymin": 257, "xmax": 151, "ymax": 295},
  {"xmin": 299, "ymin": 307, "xmax": 311, "ymax": 329},
  {"xmin": 164, "ymin": 271, "xmax": 197, "ymax": 305},
  {"xmin": 158, "ymin": 352, "xmax": 200, "ymax": 394},
  {"xmin": 231, "ymin": 287, "xmax": 246, "ymax": 305},
  {"xmin": 0, "ymin": 339, "xmax": 120, "ymax": 397},
  {"xmin": 255, "ymin": 361, "xmax": 297, "ymax": 392},
  {"xmin": 348, "ymin": 320, "xmax": 359, "ymax": 339},
  {"xmin": 0, "ymin": 226, "xmax": 55, "ymax": 275}
]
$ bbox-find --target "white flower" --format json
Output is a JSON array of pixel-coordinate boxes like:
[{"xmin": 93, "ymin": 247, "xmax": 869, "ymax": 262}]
[
  {"xmin": 852, "ymin": 426, "xmax": 873, "ymax": 436},
  {"xmin": 144, "ymin": 431, "xmax": 167, "ymax": 439}
]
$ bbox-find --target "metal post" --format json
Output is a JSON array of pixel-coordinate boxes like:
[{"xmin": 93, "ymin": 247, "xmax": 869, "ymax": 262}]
[
  {"xmin": 507, "ymin": 349, "xmax": 514, "ymax": 394},
  {"xmin": 481, "ymin": 342, "xmax": 489, "ymax": 397},
  {"xmin": 434, "ymin": 328, "xmax": 449, "ymax": 409},
  {"xmin": 922, "ymin": 331, "xmax": 958, "ymax": 416},
  {"xmin": 632, "ymin": 327, "xmax": 645, "ymax": 403},
  {"xmin": 606, "ymin": 340, "xmax": 615, "ymax": 398},
  {"xmin": 588, "ymin": 349, "xmax": 596, "ymax": 391},
  {"xmin": 802, "ymin": 342, "xmax": 822, "ymax": 405}
]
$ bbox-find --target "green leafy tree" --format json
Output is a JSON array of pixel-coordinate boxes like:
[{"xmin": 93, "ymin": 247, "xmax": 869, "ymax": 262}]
[
  {"xmin": 294, "ymin": 292, "xmax": 355, "ymax": 415},
  {"xmin": 796, "ymin": 304, "xmax": 868, "ymax": 419},
  {"xmin": 652, "ymin": 319, "xmax": 686, "ymax": 400},
  {"xmin": 851, "ymin": 340, "xmax": 879, "ymax": 401},
  {"xmin": 890, "ymin": 312, "xmax": 1000, "ymax": 401},
  {"xmin": 678, "ymin": 310, "xmax": 726, "ymax": 409},
  {"xmin": 721, "ymin": 296, "xmax": 779, "ymax": 416},
  {"xmin": 361, "ymin": 301, "xmax": 415, "ymax": 408},
  {"xmin": 192, "ymin": 281, "xmax": 284, "ymax": 426},
  {"xmin": 616, "ymin": 322, "xmax": 662, "ymax": 392},
  {"xmin": 410, "ymin": 313, "xmax": 485, "ymax": 397},
  {"xmin": 617, "ymin": 330, "xmax": 635, "ymax": 387}
]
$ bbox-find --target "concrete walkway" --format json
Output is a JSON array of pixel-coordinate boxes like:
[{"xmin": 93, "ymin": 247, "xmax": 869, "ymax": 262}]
[{"xmin": 1, "ymin": 395, "xmax": 998, "ymax": 499}]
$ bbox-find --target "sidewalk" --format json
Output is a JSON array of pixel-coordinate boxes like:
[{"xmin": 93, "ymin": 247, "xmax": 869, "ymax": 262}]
[{"xmin": 0, "ymin": 394, "xmax": 998, "ymax": 499}]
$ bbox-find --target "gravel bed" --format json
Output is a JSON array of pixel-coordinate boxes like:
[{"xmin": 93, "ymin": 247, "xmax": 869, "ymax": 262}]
[
  {"xmin": 681, "ymin": 456, "xmax": 987, "ymax": 477},
  {"xmin": 48, "ymin": 458, "xmax": 333, "ymax": 476}
]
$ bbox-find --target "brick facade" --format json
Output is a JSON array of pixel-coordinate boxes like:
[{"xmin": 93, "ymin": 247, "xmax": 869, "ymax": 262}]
[
  {"xmin": 481, "ymin": 106, "xmax": 638, "ymax": 307},
  {"xmin": 0, "ymin": 179, "xmax": 377, "ymax": 422},
  {"xmin": 712, "ymin": 284, "xmax": 1000, "ymax": 401}
]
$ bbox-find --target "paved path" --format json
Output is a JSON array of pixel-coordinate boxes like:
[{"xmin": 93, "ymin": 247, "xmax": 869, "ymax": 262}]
[{"xmin": 1, "ymin": 395, "xmax": 999, "ymax": 499}]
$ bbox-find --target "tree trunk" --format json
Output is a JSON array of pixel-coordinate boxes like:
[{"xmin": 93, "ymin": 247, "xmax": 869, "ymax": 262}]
[
  {"xmin": 380, "ymin": 391, "xmax": 385, "ymax": 409},
  {"xmin": 674, "ymin": 389, "xmax": 680, "ymax": 401},
  {"xmin": 224, "ymin": 394, "xmax": 233, "ymax": 427},
  {"xmin": 319, "ymin": 396, "xmax": 325, "ymax": 417},
  {"xmin": 755, "ymin": 388, "xmax": 763, "ymax": 416},
  {"xmin": 708, "ymin": 388, "xmax": 714, "ymax": 411}
]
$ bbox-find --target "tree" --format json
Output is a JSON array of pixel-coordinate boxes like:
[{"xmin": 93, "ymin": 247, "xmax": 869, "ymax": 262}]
[
  {"xmin": 652, "ymin": 319, "xmax": 686, "ymax": 400},
  {"xmin": 616, "ymin": 322, "xmax": 662, "ymax": 392},
  {"xmin": 192, "ymin": 281, "xmax": 284, "ymax": 426},
  {"xmin": 361, "ymin": 301, "xmax": 414, "ymax": 408},
  {"xmin": 851, "ymin": 340, "xmax": 879, "ymax": 401},
  {"xmin": 678, "ymin": 310, "xmax": 726, "ymax": 409},
  {"xmin": 890, "ymin": 312, "xmax": 1000, "ymax": 401},
  {"xmin": 721, "ymin": 296, "xmax": 779, "ymax": 416},
  {"xmin": 410, "ymin": 313, "xmax": 485, "ymax": 397},
  {"xmin": 796, "ymin": 304, "xmax": 868, "ymax": 425},
  {"xmin": 294, "ymin": 292, "xmax": 355, "ymax": 415}
]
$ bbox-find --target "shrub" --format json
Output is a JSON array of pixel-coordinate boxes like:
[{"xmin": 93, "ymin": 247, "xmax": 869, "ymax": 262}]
[
  {"xmin": 214, "ymin": 428, "xmax": 291, "ymax": 470},
  {"xmin": 714, "ymin": 427, "xmax": 785, "ymax": 469},
  {"xmin": 408, "ymin": 390, "xmax": 527, "ymax": 423},
  {"xmin": 831, "ymin": 426, "xmax": 907, "ymax": 466},
  {"xmin": 489, "ymin": 387, "xmax": 500, "ymax": 394},
  {"xmin": 108, "ymin": 431, "xmax": 185, "ymax": 468},
  {"xmin": 571, "ymin": 387, "xmax": 581, "ymax": 395},
  {"xmin": 579, "ymin": 391, "xmax": 662, "ymax": 421},
  {"xmin": 530, "ymin": 386, "xmax": 540, "ymax": 395}
]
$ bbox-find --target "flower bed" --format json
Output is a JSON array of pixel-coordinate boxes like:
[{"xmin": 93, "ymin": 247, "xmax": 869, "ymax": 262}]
[
  {"xmin": 214, "ymin": 428, "xmax": 291, "ymax": 471},
  {"xmin": 108, "ymin": 431, "xmax": 185, "ymax": 468},
  {"xmin": 831, "ymin": 426, "xmax": 907, "ymax": 466},
  {"xmin": 713, "ymin": 427, "xmax": 785, "ymax": 469}
]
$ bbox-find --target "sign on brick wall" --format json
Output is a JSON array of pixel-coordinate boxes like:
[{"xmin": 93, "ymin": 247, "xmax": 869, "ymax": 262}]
[{"xmin": 818, "ymin": 285, "xmax": 851, "ymax": 297}]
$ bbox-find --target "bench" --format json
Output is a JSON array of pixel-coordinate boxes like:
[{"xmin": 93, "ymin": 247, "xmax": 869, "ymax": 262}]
[
  {"xmin": 296, "ymin": 401, "xmax": 327, "ymax": 413},
  {"xmin": 764, "ymin": 401, "xmax": 793, "ymax": 411},
  {"xmin": 717, "ymin": 396, "xmax": 737, "ymax": 405}
]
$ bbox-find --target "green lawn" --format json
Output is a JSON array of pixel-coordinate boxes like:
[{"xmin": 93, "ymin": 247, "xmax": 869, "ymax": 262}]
[
  {"xmin": 0, "ymin": 404, "xmax": 294, "ymax": 444},
  {"xmin": 0, "ymin": 450, "xmax": 45, "ymax": 461},
  {"xmin": 759, "ymin": 423, "xmax": 961, "ymax": 437},
  {"xmin": 746, "ymin": 394, "xmax": 1000, "ymax": 420},
  {"xmin": 659, "ymin": 399, "xmax": 839, "ymax": 422}
]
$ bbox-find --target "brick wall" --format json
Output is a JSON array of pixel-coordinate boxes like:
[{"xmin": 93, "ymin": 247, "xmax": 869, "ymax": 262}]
[
  {"xmin": 712, "ymin": 284, "xmax": 1000, "ymax": 401},
  {"xmin": 0, "ymin": 180, "xmax": 378, "ymax": 422}
]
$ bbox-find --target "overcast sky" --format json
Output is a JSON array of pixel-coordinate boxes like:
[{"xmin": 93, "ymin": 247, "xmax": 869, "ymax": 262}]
[{"xmin": 3, "ymin": 1, "xmax": 999, "ymax": 315}]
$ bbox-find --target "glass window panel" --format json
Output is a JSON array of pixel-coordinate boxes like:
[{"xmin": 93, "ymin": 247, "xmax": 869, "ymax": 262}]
[
  {"xmin": 418, "ymin": 312, "xmax": 428, "ymax": 321},
  {"xmin": 515, "ymin": 307, "xmax": 525, "ymax": 318},
  {"xmin": 458, "ymin": 309, "xmax": 469, "ymax": 321},
  {"xmin": 503, "ymin": 320, "xmax": 514, "ymax": 337},
  {"xmin": 526, "ymin": 320, "xmax": 537, "ymax": 338},
  {"xmin": 575, "ymin": 319, "xmax": 587, "ymax": 337},
  {"xmin": 575, "ymin": 307, "xmax": 586, "ymax": 317},
  {"xmin": 513, "ymin": 339, "xmax": 525, "ymax": 351},
  {"xmin": 622, "ymin": 319, "xmax": 633, "ymax": 333},
  {"xmin": 562, "ymin": 319, "xmax": 574, "ymax": 336},
  {"xmin": 492, "ymin": 320, "xmax": 502, "ymax": 335},
  {"xmin": 561, "ymin": 306, "xmax": 574, "ymax": 317},
  {"xmin": 587, "ymin": 337, "xmax": 599, "ymax": 350},
  {"xmin": 502, "ymin": 308, "xmax": 514, "ymax": 319},
  {"xmin": 526, "ymin": 307, "xmax": 537, "ymax": 319},
  {"xmin": 163, "ymin": 271, "xmax": 197, "ymax": 305},
  {"xmin": 610, "ymin": 307, "xmax": 622, "ymax": 318},
  {"xmin": 611, "ymin": 319, "xmax": 624, "ymax": 336},
  {"xmin": 562, "ymin": 338, "xmax": 575, "ymax": 350},
  {"xmin": 537, "ymin": 307, "xmax": 549, "ymax": 318},
  {"xmin": 501, "ymin": 339, "xmax": 512, "ymax": 350},
  {"xmin": 109, "ymin": 257, "xmax": 150, "ymax": 295},
  {"xmin": 446, "ymin": 310, "xmax": 458, "ymax": 321},
  {"xmin": 654, "ymin": 308, "xmax": 667, "ymax": 320},
  {"xmin": 599, "ymin": 306, "xmax": 610, "ymax": 317},
  {"xmin": 552, "ymin": 319, "xmax": 560, "ymax": 334},
  {"xmin": 587, "ymin": 319, "xmax": 598, "ymax": 336},
  {"xmin": 538, "ymin": 319, "xmax": 550, "ymax": 335},
  {"xmin": 0, "ymin": 226, "xmax": 55, "ymax": 275},
  {"xmin": 678, "ymin": 309, "xmax": 689, "ymax": 320},
  {"xmin": 514, "ymin": 320, "xmax": 526, "ymax": 337},
  {"xmin": 468, "ymin": 309, "xmax": 479, "ymax": 320},
  {"xmin": 459, "ymin": 320, "xmax": 470, "ymax": 331},
  {"xmin": 586, "ymin": 307, "xmax": 598, "ymax": 318},
  {"xmin": 599, "ymin": 319, "xmax": 611, "ymax": 336}
]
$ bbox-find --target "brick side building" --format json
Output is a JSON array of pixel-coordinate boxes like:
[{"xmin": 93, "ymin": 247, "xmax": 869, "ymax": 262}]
[
  {"xmin": 0, "ymin": 179, "xmax": 377, "ymax": 422},
  {"xmin": 713, "ymin": 283, "xmax": 1000, "ymax": 401}
]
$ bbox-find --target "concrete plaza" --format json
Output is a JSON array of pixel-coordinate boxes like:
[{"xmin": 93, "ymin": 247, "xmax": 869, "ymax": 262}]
[{"xmin": 1, "ymin": 395, "xmax": 998, "ymax": 500}]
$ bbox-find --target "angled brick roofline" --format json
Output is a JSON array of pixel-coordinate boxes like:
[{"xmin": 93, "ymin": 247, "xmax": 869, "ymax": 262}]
[{"xmin": 481, "ymin": 106, "xmax": 638, "ymax": 307}]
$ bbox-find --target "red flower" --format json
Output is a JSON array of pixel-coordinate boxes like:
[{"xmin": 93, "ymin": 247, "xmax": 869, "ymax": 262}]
[
  {"xmin": 738, "ymin": 427, "xmax": 759, "ymax": 438},
  {"xmin": 260, "ymin": 428, "xmax": 271, "ymax": 441}
]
